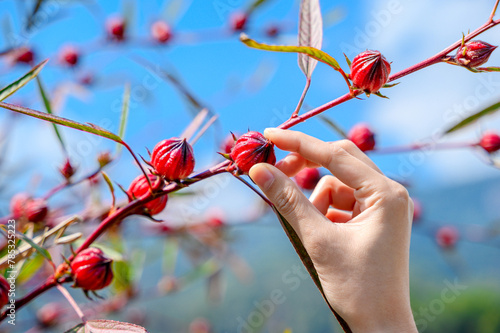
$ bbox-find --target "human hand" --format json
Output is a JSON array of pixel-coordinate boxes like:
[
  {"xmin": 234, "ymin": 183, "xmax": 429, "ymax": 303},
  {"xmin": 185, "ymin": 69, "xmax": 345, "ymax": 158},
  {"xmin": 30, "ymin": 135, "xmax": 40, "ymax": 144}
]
[{"xmin": 249, "ymin": 128, "xmax": 417, "ymax": 333}]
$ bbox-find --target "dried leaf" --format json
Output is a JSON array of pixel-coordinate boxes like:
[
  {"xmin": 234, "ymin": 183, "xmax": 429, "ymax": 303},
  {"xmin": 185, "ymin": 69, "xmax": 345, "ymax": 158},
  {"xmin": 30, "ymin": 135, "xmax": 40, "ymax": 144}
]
[{"xmin": 298, "ymin": 0, "xmax": 323, "ymax": 78}]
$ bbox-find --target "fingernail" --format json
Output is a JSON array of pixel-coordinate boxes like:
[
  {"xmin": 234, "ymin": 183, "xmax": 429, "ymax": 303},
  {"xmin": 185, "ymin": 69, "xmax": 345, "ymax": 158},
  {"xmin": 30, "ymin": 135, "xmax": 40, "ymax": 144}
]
[
  {"xmin": 263, "ymin": 128, "xmax": 279, "ymax": 137},
  {"xmin": 249, "ymin": 164, "xmax": 275, "ymax": 190}
]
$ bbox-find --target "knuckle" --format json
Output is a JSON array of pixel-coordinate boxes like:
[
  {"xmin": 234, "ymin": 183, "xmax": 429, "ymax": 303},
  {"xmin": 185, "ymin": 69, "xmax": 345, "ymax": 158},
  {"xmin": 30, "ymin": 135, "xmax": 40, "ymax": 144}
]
[
  {"xmin": 384, "ymin": 181, "xmax": 410, "ymax": 209},
  {"xmin": 335, "ymin": 139, "xmax": 358, "ymax": 151},
  {"xmin": 273, "ymin": 183, "xmax": 300, "ymax": 217}
]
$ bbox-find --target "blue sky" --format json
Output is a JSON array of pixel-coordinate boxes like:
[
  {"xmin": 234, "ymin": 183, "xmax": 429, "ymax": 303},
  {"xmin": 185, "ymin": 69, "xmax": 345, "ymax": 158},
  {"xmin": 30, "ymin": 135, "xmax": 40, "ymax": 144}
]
[{"xmin": 1, "ymin": 0, "xmax": 500, "ymax": 212}]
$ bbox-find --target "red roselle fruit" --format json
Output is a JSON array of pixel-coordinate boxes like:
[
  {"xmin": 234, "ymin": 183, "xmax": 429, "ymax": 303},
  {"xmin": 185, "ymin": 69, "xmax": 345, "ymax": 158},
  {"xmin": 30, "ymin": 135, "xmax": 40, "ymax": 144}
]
[
  {"xmin": 479, "ymin": 131, "xmax": 500, "ymax": 153},
  {"xmin": 127, "ymin": 174, "xmax": 168, "ymax": 215},
  {"xmin": 221, "ymin": 133, "xmax": 238, "ymax": 154},
  {"xmin": 295, "ymin": 168, "xmax": 321, "ymax": 190},
  {"xmin": 230, "ymin": 131, "xmax": 276, "ymax": 174},
  {"xmin": 36, "ymin": 302, "xmax": 63, "ymax": 327},
  {"xmin": 59, "ymin": 159, "xmax": 76, "ymax": 179},
  {"xmin": 71, "ymin": 248, "xmax": 114, "ymax": 291},
  {"xmin": 230, "ymin": 12, "xmax": 248, "ymax": 31},
  {"xmin": 151, "ymin": 138, "xmax": 195, "ymax": 181},
  {"xmin": 348, "ymin": 123, "xmax": 376, "ymax": 152},
  {"xmin": 350, "ymin": 50, "xmax": 391, "ymax": 95},
  {"xmin": 59, "ymin": 45, "xmax": 79, "ymax": 67},
  {"xmin": 12, "ymin": 46, "xmax": 34, "ymax": 64},
  {"xmin": 266, "ymin": 25, "xmax": 279, "ymax": 38},
  {"xmin": 455, "ymin": 40, "xmax": 497, "ymax": 68},
  {"xmin": 0, "ymin": 275, "xmax": 9, "ymax": 308},
  {"xmin": 151, "ymin": 20, "xmax": 172, "ymax": 43},
  {"xmin": 436, "ymin": 226, "xmax": 459, "ymax": 249},
  {"xmin": 189, "ymin": 318, "xmax": 211, "ymax": 333},
  {"xmin": 106, "ymin": 16, "xmax": 126, "ymax": 41},
  {"xmin": 10, "ymin": 193, "xmax": 48, "ymax": 223}
]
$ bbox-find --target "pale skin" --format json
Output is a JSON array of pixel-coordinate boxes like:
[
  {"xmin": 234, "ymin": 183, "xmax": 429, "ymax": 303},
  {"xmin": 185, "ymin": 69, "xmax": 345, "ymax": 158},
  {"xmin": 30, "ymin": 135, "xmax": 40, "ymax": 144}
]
[{"xmin": 249, "ymin": 128, "xmax": 418, "ymax": 333}]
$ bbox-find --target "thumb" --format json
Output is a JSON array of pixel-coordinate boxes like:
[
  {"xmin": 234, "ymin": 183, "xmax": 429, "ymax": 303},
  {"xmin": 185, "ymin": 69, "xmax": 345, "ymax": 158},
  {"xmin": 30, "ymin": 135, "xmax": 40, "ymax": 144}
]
[{"xmin": 249, "ymin": 163, "xmax": 326, "ymax": 242}]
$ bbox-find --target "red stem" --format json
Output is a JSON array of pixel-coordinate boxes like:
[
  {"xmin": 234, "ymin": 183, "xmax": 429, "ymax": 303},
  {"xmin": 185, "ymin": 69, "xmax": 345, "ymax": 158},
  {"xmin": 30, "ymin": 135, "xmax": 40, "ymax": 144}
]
[{"xmin": 4, "ymin": 5, "xmax": 500, "ymax": 325}]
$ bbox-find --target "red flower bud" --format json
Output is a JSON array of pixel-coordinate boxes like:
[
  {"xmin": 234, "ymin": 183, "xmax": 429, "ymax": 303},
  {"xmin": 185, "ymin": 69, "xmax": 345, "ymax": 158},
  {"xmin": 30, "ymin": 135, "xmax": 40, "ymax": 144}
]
[
  {"xmin": 230, "ymin": 131, "xmax": 276, "ymax": 174},
  {"xmin": 266, "ymin": 25, "xmax": 279, "ymax": 38},
  {"xmin": 151, "ymin": 21, "xmax": 172, "ymax": 43},
  {"xmin": 37, "ymin": 302, "xmax": 63, "ymax": 327},
  {"xmin": 0, "ymin": 275, "xmax": 9, "ymax": 309},
  {"xmin": 350, "ymin": 50, "xmax": 391, "ymax": 95},
  {"xmin": 151, "ymin": 138, "xmax": 195, "ymax": 181},
  {"xmin": 479, "ymin": 131, "xmax": 500, "ymax": 153},
  {"xmin": 71, "ymin": 248, "xmax": 114, "ymax": 291},
  {"xmin": 436, "ymin": 226, "xmax": 459, "ymax": 249},
  {"xmin": 106, "ymin": 16, "xmax": 126, "ymax": 41},
  {"xmin": 59, "ymin": 159, "xmax": 76, "ymax": 179},
  {"xmin": 59, "ymin": 45, "xmax": 79, "ymax": 67},
  {"xmin": 348, "ymin": 123, "xmax": 376, "ymax": 152},
  {"xmin": 455, "ymin": 40, "xmax": 497, "ymax": 68},
  {"xmin": 230, "ymin": 12, "xmax": 247, "ymax": 31},
  {"xmin": 10, "ymin": 193, "xmax": 48, "ymax": 223},
  {"xmin": 295, "ymin": 168, "xmax": 321, "ymax": 190},
  {"xmin": 11, "ymin": 47, "xmax": 34, "ymax": 64},
  {"xmin": 127, "ymin": 174, "xmax": 168, "ymax": 215}
]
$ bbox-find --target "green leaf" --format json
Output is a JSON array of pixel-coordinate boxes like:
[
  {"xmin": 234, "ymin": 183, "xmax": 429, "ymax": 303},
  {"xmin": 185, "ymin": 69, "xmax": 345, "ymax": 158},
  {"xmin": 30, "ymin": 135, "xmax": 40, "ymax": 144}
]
[
  {"xmin": 444, "ymin": 100, "xmax": 500, "ymax": 135},
  {"xmin": 240, "ymin": 33, "xmax": 341, "ymax": 71},
  {"xmin": 319, "ymin": 115, "xmax": 347, "ymax": 139},
  {"xmin": 16, "ymin": 253, "xmax": 44, "ymax": 284},
  {"xmin": 247, "ymin": 0, "xmax": 270, "ymax": 14},
  {"xmin": 476, "ymin": 66, "xmax": 500, "ymax": 72},
  {"xmin": 343, "ymin": 53, "xmax": 351, "ymax": 67},
  {"xmin": 116, "ymin": 83, "xmax": 130, "ymax": 155},
  {"xmin": 0, "ymin": 59, "xmax": 48, "ymax": 102},
  {"xmin": 64, "ymin": 320, "xmax": 149, "ymax": 333},
  {"xmin": 271, "ymin": 208, "xmax": 352, "ymax": 333},
  {"xmin": 0, "ymin": 101, "xmax": 123, "ymax": 142},
  {"xmin": 36, "ymin": 76, "xmax": 67, "ymax": 153},
  {"xmin": 15, "ymin": 231, "xmax": 53, "ymax": 264}
]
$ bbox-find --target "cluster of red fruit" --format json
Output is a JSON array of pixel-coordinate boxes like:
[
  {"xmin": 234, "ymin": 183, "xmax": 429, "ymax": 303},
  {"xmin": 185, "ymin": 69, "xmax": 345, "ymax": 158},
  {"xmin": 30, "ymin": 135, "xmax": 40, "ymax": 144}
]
[{"xmin": 128, "ymin": 132, "xmax": 276, "ymax": 216}]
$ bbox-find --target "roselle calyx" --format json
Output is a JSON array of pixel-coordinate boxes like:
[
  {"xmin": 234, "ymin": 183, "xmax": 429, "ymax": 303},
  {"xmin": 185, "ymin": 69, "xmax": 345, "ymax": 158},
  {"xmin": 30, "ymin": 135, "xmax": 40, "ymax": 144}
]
[
  {"xmin": 0, "ymin": 275, "xmax": 9, "ymax": 309},
  {"xmin": 350, "ymin": 50, "xmax": 391, "ymax": 95},
  {"xmin": 479, "ymin": 131, "xmax": 500, "ymax": 153},
  {"xmin": 295, "ymin": 168, "xmax": 321, "ymax": 190},
  {"xmin": 151, "ymin": 138, "xmax": 195, "ymax": 181},
  {"xmin": 151, "ymin": 21, "xmax": 172, "ymax": 43},
  {"xmin": 230, "ymin": 131, "xmax": 276, "ymax": 174},
  {"xmin": 436, "ymin": 226, "xmax": 459, "ymax": 250},
  {"xmin": 455, "ymin": 40, "xmax": 497, "ymax": 68},
  {"xmin": 59, "ymin": 45, "xmax": 79, "ymax": 67},
  {"xmin": 127, "ymin": 174, "xmax": 168, "ymax": 215},
  {"xmin": 230, "ymin": 12, "xmax": 248, "ymax": 31},
  {"xmin": 106, "ymin": 16, "xmax": 126, "ymax": 41},
  {"xmin": 348, "ymin": 124, "xmax": 376, "ymax": 152},
  {"xmin": 10, "ymin": 193, "xmax": 48, "ymax": 223},
  {"xmin": 71, "ymin": 248, "xmax": 113, "ymax": 291}
]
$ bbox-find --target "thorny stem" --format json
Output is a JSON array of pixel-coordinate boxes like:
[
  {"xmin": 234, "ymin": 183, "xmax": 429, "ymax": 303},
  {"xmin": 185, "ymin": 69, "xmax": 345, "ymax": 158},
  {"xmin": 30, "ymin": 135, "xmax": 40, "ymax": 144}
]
[{"xmin": 3, "ymin": 2, "xmax": 500, "ymax": 325}]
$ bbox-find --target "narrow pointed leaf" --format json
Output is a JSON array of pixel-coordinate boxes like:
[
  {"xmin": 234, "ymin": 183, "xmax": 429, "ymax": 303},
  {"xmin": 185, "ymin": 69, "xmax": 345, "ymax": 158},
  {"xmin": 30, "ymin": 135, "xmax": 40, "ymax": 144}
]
[
  {"xmin": 0, "ymin": 59, "xmax": 48, "ymax": 102},
  {"xmin": 319, "ymin": 115, "xmax": 347, "ymax": 138},
  {"xmin": 271, "ymin": 208, "xmax": 352, "ymax": 332},
  {"xmin": 298, "ymin": 0, "xmax": 323, "ymax": 78},
  {"xmin": 36, "ymin": 77, "xmax": 66, "ymax": 153},
  {"xmin": 0, "ymin": 101, "xmax": 122, "ymax": 142},
  {"xmin": 444, "ymin": 100, "xmax": 500, "ymax": 134},
  {"xmin": 247, "ymin": 0, "xmax": 270, "ymax": 15},
  {"xmin": 240, "ymin": 34, "xmax": 340, "ymax": 70},
  {"xmin": 14, "ymin": 230, "xmax": 53, "ymax": 264},
  {"xmin": 116, "ymin": 83, "xmax": 130, "ymax": 155},
  {"xmin": 476, "ymin": 66, "xmax": 500, "ymax": 72}
]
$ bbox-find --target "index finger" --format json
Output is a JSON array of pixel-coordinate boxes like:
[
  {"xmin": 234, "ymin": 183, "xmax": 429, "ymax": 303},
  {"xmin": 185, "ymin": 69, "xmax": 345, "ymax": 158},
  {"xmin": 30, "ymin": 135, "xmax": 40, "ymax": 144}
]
[{"xmin": 264, "ymin": 128, "xmax": 384, "ymax": 190}]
